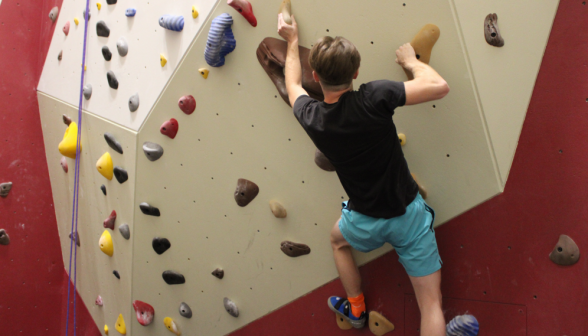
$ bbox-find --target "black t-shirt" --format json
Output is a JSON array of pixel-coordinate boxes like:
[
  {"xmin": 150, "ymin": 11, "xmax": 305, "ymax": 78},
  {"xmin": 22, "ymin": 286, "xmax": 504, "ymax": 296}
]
[{"xmin": 293, "ymin": 80, "xmax": 419, "ymax": 219}]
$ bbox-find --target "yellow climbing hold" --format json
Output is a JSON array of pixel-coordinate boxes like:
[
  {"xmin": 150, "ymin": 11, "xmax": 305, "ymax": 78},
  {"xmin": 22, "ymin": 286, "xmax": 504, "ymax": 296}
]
[
  {"xmin": 160, "ymin": 54, "xmax": 167, "ymax": 67},
  {"xmin": 99, "ymin": 230, "xmax": 113, "ymax": 256},
  {"xmin": 96, "ymin": 152, "xmax": 113, "ymax": 180},
  {"xmin": 164, "ymin": 317, "xmax": 181, "ymax": 335},
  {"xmin": 104, "ymin": 324, "xmax": 109, "ymax": 335},
  {"xmin": 58, "ymin": 122, "xmax": 81, "ymax": 159},
  {"xmin": 198, "ymin": 68, "xmax": 209, "ymax": 79},
  {"xmin": 74, "ymin": 18, "xmax": 79, "ymax": 25},
  {"xmin": 96, "ymin": 2, "xmax": 101, "ymax": 10},
  {"xmin": 398, "ymin": 133, "xmax": 406, "ymax": 146},
  {"xmin": 192, "ymin": 6, "xmax": 199, "ymax": 18},
  {"xmin": 115, "ymin": 314, "xmax": 126, "ymax": 335}
]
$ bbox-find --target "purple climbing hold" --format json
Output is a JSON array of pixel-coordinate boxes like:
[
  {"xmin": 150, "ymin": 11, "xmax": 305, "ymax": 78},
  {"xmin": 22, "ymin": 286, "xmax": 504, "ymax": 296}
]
[
  {"xmin": 204, "ymin": 13, "xmax": 236, "ymax": 67},
  {"xmin": 446, "ymin": 314, "xmax": 479, "ymax": 336}
]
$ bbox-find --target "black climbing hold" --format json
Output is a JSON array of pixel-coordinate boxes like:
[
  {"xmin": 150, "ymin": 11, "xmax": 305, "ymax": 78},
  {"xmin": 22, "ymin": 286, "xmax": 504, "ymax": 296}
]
[
  {"xmin": 179, "ymin": 302, "xmax": 192, "ymax": 318},
  {"xmin": 314, "ymin": 149, "xmax": 336, "ymax": 172},
  {"xmin": 113, "ymin": 270, "xmax": 120, "ymax": 279},
  {"xmin": 113, "ymin": 166, "xmax": 128, "ymax": 184},
  {"xmin": 107, "ymin": 71, "xmax": 118, "ymax": 90},
  {"xmin": 142, "ymin": 142, "xmax": 164, "ymax": 161},
  {"xmin": 212, "ymin": 268, "xmax": 224, "ymax": 279},
  {"xmin": 100, "ymin": 185, "xmax": 107, "ymax": 195},
  {"xmin": 119, "ymin": 224, "xmax": 130, "ymax": 240},
  {"xmin": 102, "ymin": 46, "xmax": 112, "ymax": 61},
  {"xmin": 162, "ymin": 270, "xmax": 185, "ymax": 285},
  {"xmin": 58, "ymin": 50, "xmax": 63, "ymax": 61},
  {"xmin": 0, "ymin": 229, "xmax": 11, "ymax": 245},
  {"xmin": 96, "ymin": 21, "xmax": 110, "ymax": 37},
  {"xmin": 107, "ymin": 0, "xmax": 117, "ymax": 4},
  {"xmin": 69, "ymin": 231, "xmax": 80, "ymax": 247},
  {"xmin": 152, "ymin": 237, "xmax": 171, "ymax": 255},
  {"xmin": 103, "ymin": 132, "xmax": 123, "ymax": 154},
  {"xmin": 140, "ymin": 202, "xmax": 160, "ymax": 216}
]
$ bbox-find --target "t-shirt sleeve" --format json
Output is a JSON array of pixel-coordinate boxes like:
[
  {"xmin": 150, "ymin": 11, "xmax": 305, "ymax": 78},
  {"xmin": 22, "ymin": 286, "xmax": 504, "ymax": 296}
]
[
  {"xmin": 292, "ymin": 94, "xmax": 316, "ymax": 128},
  {"xmin": 361, "ymin": 80, "xmax": 406, "ymax": 117}
]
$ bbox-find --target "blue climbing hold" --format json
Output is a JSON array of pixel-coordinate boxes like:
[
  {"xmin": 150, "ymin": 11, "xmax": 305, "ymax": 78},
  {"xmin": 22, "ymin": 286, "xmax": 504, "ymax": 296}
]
[
  {"xmin": 446, "ymin": 314, "xmax": 479, "ymax": 336},
  {"xmin": 204, "ymin": 13, "xmax": 236, "ymax": 67},
  {"xmin": 125, "ymin": 8, "xmax": 136, "ymax": 17},
  {"xmin": 159, "ymin": 15, "xmax": 184, "ymax": 32}
]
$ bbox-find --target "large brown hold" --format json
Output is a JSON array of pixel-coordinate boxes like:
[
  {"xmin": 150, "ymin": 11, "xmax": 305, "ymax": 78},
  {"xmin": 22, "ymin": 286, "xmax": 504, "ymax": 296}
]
[
  {"xmin": 335, "ymin": 313, "xmax": 352, "ymax": 330},
  {"xmin": 314, "ymin": 148, "xmax": 336, "ymax": 172},
  {"xmin": 404, "ymin": 24, "xmax": 440, "ymax": 80},
  {"xmin": 280, "ymin": 241, "xmax": 310, "ymax": 257},
  {"xmin": 256, "ymin": 37, "xmax": 324, "ymax": 107},
  {"xmin": 234, "ymin": 178, "xmax": 259, "ymax": 207},
  {"xmin": 549, "ymin": 235, "xmax": 580, "ymax": 266},
  {"xmin": 369, "ymin": 311, "xmax": 395, "ymax": 335},
  {"xmin": 484, "ymin": 13, "xmax": 505, "ymax": 47}
]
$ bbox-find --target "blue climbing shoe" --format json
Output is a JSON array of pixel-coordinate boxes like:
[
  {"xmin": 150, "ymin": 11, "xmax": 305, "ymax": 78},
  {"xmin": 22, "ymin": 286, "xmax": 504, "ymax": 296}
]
[
  {"xmin": 327, "ymin": 296, "xmax": 366, "ymax": 329},
  {"xmin": 446, "ymin": 314, "xmax": 479, "ymax": 336}
]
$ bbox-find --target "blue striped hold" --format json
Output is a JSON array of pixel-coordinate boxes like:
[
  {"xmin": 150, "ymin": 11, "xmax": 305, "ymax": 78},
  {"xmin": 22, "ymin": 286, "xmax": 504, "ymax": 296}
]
[
  {"xmin": 204, "ymin": 13, "xmax": 236, "ymax": 67},
  {"xmin": 159, "ymin": 15, "xmax": 184, "ymax": 32},
  {"xmin": 446, "ymin": 314, "xmax": 479, "ymax": 336},
  {"xmin": 125, "ymin": 8, "xmax": 137, "ymax": 17}
]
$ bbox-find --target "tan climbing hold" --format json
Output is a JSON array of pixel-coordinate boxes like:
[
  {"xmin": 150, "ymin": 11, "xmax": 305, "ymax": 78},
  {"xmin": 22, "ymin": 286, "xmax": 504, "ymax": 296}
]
[
  {"xmin": 335, "ymin": 313, "xmax": 352, "ymax": 330},
  {"xmin": 192, "ymin": 6, "xmax": 199, "ymax": 19},
  {"xmin": 549, "ymin": 234, "xmax": 580, "ymax": 266},
  {"xmin": 104, "ymin": 324, "xmax": 108, "ymax": 335},
  {"xmin": 369, "ymin": 311, "xmax": 395, "ymax": 335},
  {"xmin": 484, "ymin": 13, "xmax": 504, "ymax": 47},
  {"xmin": 58, "ymin": 122, "xmax": 81, "ymax": 159},
  {"xmin": 198, "ymin": 68, "xmax": 209, "ymax": 79},
  {"xmin": 164, "ymin": 317, "xmax": 181, "ymax": 335},
  {"xmin": 411, "ymin": 173, "xmax": 427, "ymax": 199},
  {"xmin": 115, "ymin": 314, "xmax": 126, "ymax": 335},
  {"xmin": 99, "ymin": 230, "xmax": 113, "ymax": 256},
  {"xmin": 404, "ymin": 24, "xmax": 440, "ymax": 80},
  {"xmin": 398, "ymin": 133, "xmax": 406, "ymax": 146},
  {"xmin": 96, "ymin": 152, "xmax": 114, "ymax": 180},
  {"xmin": 279, "ymin": 0, "xmax": 292, "ymax": 24},
  {"xmin": 160, "ymin": 54, "xmax": 167, "ymax": 67},
  {"xmin": 269, "ymin": 200, "xmax": 287, "ymax": 218}
]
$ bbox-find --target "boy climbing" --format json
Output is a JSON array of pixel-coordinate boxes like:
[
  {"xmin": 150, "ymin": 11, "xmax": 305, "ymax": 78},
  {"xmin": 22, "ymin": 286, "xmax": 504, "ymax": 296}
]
[{"xmin": 278, "ymin": 14, "xmax": 449, "ymax": 336}]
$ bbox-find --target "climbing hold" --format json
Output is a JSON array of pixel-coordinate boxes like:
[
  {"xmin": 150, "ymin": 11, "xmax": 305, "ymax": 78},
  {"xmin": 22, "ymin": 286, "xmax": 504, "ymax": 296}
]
[
  {"xmin": 314, "ymin": 149, "xmax": 336, "ymax": 172},
  {"xmin": 62, "ymin": 114, "xmax": 71, "ymax": 125},
  {"xmin": 58, "ymin": 50, "xmax": 63, "ymax": 61},
  {"xmin": 269, "ymin": 200, "xmax": 287, "ymax": 218},
  {"xmin": 163, "ymin": 317, "xmax": 181, "ymax": 335},
  {"xmin": 162, "ymin": 270, "xmax": 185, "ymax": 285},
  {"xmin": 404, "ymin": 24, "xmax": 440, "ymax": 80},
  {"xmin": 115, "ymin": 314, "xmax": 126, "ymax": 335},
  {"xmin": 107, "ymin": 71, "xmax": 118, "ymax": 89},
  {"xmin": 484, "ymin": 13, "xmax": 504, "ymax": 47},
  {"xmin": 125, "ymin": 8, "xmax": 136, "ymax": 17},
  {"xmin": 223, "ymin": 298, "xmax": 239, "ymax": 317},
  {"xmin": 178, "ymin": 95, "xmax": 196, "ymax": 115},
  {"xmin": 99, "ymin": 230, "xmax": 113, "ymax": 256},
  {"xmin": 83, "ymin": 9, "xmax": 91, "ymax": 20},
  {"xmin": 117, "ymin": 37, "xmax": 128, "ymax": 56},
  {"xmin": 106, "ymin": 0, "xmax": 117, "ymax": 4},
  {"xmin": 234, "ymin": 178, "xmax": 259, "ymax": 207},
  {"xmin": 179, "ymin": 302, "xmax": 192, "ymax": 318},
  {"xmin": 0, "ymin": 229, "xmax": 10, "ymax": 245},
  {"xmin": 335, "ymin": 313, "xmax": 352, "ymax": 330},
  {"xmin": 83, "ymin": 84, "xmax": 92, "ymax": 100},
  {"xmin": 128, "ymin": 93, "xmax": 139, "ymax": 112},
  {"xmin": 74, "ymin": 18, "xmax": 79, "ymax": 26},
  {"xmin": 63, "ymin": 21, "xmax": 70, "ymax": 36},
  {"xmin": 132, "ymin": 300, "xmax": 155, "ymax": 326},
  {"xmin": 160, "ymin": 119, "xmax": 179, "ymax": 139},
  {"xmin": 49, "ymin": 7, "xmax": 59, "ymax": 22},
  {"xmin": 152, "ymin": 237, "xmax": 171, "ymax": 255},
  {"xmin": 278, "ymin": 0, "xmax": 292, "ymax": 24},
  {"xmin": 61, "ymin": 157, "xmax": 68, "ymax": 173},
  {"xmin": 204, "ymin": 13, "xmax": 236, "ymax": 67},
  {"xmin": 198, "ymin": 68, "xmax": 209, "ymax": 79},
  {"xmin": 113, "ymin": 167, "xmax": 128, "ymax": 184},
  {"xmin": 113, "ymin": 270, "xmax": 120, "ymax": 279},
  {"xmin": 58, "ymin": 122, "xmax": 81, "ymax": 159},
  {"xmin": 140, "ymin": 203, "xmax": 160, "ymax": 216},
  {"xmin": 96, "ymin": 21, "xmax": 110, "ymax": 37},
  {"xmin": 549, "ymin": 234, "xmax": 580, "ymax": 266},
  {"xmin": 104, "ymin": 133, "xmax": 123, "ymax": 154},
  {"xmin": 0, "ymin": 182, "xmax": 12, "ymax": 198},
  {"xmin": 103, "ymin": 210, "xmax": 117, "ymax": 230},
  {"xmin": 398, "ymin": 133, "xmax": 406, "ymax": 146},
  {"xmin": 211, "ymin": 268, "xmax": 224, "ymax": 279},
  {"xmin": 257, "ymin": 38, "xmax": 324, "ymax": 106},
  {"xmin": 119, "ymin": 224, "xmax": 130, "ymax": 240},
  {"xmin": 411, "ymin": 173, "xmax": 427, "ymax": 199},
  {"xmin": 369, "ymin": 311, "xmax": 395, "ymax": 335},
  {"xmin": 142, "ymin": 142, "xmax": 164, "ymax": 161},
  {"xmin": 69, "ymin": 231, "xmax": 80, "ymax": 247},
  {"xmin": 96, "ymin": 2, "xmax": 101, "ymax": 10},
  {"xmin": 446, "ymin": 314, "xmax": 479, "ymax": 336},
  {"xmin": 159, "ymin": 15, "xmax": 184, "ymax": 32},
  {"xmin": 104, "ymin": 325, "xmax": 108, "ymax": 335},
  {"xmin": 227, "ymin": 0, "xmax": 257, "ymax": 27},
  {"xmin": 102, "ymin": 46, "xmax": 112, "ymax": 61},
  {"xmin": 96, "ymin": 152, "xmax": 114, "ymax": 180},
  {"xmin": 280, "ymin": 241, "xmax": 311, "ymax": 257},
  {"xmin": 95, "ymin": 295, "xmax": 103, "ymax": 306},
  {"xmin": 192, "ymin": 6, "xmax": 199, "ymax": 19},
  {"xmin": 100, "ymin": 185, "xmax": 107, "ymax": 195},
  {"xmin": 160, "ymin": 54, "xmax": 167, "ymax": 67}
]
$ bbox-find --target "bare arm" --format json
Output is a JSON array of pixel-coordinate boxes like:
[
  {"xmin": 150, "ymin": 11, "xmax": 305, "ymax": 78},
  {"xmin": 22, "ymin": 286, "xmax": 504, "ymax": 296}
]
[
  {"xmin": 395, "ymin": 43, "xmax": 450, "ymax": 106},
  {"xmin": 278, "ymin": 14, "xmax": 308, "ymax": 106}
]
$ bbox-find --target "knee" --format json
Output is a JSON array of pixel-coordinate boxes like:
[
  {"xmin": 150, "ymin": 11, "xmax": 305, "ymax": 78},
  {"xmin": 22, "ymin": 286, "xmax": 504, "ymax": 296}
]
[{"xmin": 330, "ymin": 220, "xmax": 346, "ymax": 250}]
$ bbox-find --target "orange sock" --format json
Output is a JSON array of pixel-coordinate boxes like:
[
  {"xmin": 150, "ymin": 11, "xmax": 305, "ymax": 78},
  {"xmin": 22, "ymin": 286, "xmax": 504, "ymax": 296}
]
[{"xmin": 348, "ymin": 293, "xmax": 365, "ymax": 317}]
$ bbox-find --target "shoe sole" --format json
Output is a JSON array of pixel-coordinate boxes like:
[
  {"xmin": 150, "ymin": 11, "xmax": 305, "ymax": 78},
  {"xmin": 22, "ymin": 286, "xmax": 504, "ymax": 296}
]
[{"xmin": 327, "ymin": 298, "xmax": 365, "ymax": 329}]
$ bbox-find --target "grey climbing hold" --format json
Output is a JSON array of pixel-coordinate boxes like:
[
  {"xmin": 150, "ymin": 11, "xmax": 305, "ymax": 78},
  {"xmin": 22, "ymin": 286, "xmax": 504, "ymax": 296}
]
[
  {"xmin": 106, "ymin": 0, "xmax": 117, "ymax": 4},
  {"xmin": 0, "ymin": 182, "xmax": 12, "ymax": 198},
  {"xmin": 104, "ymin": 132, "xmax": 123, "ymax": 154},
  {"xmin": 69, "ymin": 231, "xmax": 80, "ymax": 247},
  {"xmin": 162, "ymin": 270, "xmax": 185, "ymax": 285},
  {"xmin": 113, "ymin": 270, "xmax": 120, "ymax": 279},
  {"xmin": 83, "ymin": 9, "xmax": 91, "ymax": 20},
  {"xmin": 549, "ymin": 234, "xmax": 580, "ymax": 266},
  {"xmin": 152, "ymin": 237, "xmax": 171, "ymax": 255},
  {"xmin": 128, "ymin": 93, "xmax": 139, "ymax": 112},
  {"xmin": 204, "ymin": 13, "xmax": 236, "ymax": 67},
  {"xmin": 0, "ymin": 229, "xmax": 10, "ymax": 245},
  {"xmin": 107, "ymin": 71, "xmax": 118, "ymax": 89},
  {"xmin": 125, "ymin": 8, "xmax": 136, "ymax": 17},
  {"xmin": 49, "ymin": 7, "xmax": 59, "ymax": 22},
  {"xmin": 58, "ymin": 50, "xmax": 63, "ymax": 61},
  {"xmin": 102, "ymin": 46, "xmax": 112, "ymax": 61},
  {"xmin": 116, "ymin": 37, "xmax": 128, "ymax": 56},
  {"xmin": 212, "ymin": 268, "xmax": 224, "ymax": 279},
  {"xmin": 83, "ymin": 84, "xmax": 92, "ymax": 100},
  {"xmin": 100, "ymin": 185, "xmax": 107, "ymax": 195},
  {"xmin": 140, "ymin": 202, "xmax": 160, "ymax": 216},
  {"xmin": 96, "ymin": 21, "xmax": 110, "ymax": 37},
  {"xmin": 113, "ymin": 166, "xmax": 128, "ymax": 184},
  {"xmin": 119, "ymin": 224, "xmax": 130, "ymax": 240},
  {"xmin": 179, "ymin": 302, "xmax": 192, "ymax": 318},
  {"xmin": 223, "ymin": 298, "xmax": 239, "ymax": 317},
  {"xmin": 142, "ymin": 142, "xmax": 164, "ymax": 161}
]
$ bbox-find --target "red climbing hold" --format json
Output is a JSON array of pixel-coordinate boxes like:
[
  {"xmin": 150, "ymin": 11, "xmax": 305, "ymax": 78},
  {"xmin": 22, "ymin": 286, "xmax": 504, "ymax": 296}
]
[
  {"xmin": 132, "ymin": 300, "xmax": 155, "ymax": 326},
  {"xmin": 227, "ymin": 0, "xmax": 257, "ymax": 27},
  {"xmin": 178, "ymin": 95, "xmax": 196, "ymax": 115},
  {"xmin": 103, "ymin": 210, "xmax": 117, "ymax": 230},
  {"xmin": 61, "ymin": 156, "xmax": 68, "ymax": 173},
  {"xmin": 160, "ymin": 118, "xmax": 179, "ymax": 139}
]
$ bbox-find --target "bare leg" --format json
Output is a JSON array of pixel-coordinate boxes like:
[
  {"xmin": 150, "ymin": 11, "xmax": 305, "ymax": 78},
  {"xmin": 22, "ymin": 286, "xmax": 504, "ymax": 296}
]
[
  {"xmin": 409, "ymin": 270, "xmax": 445, "ymax": 336},
  {"xmin": 330, "ymin": 220, "xmax": 362, "ymax": 297}
]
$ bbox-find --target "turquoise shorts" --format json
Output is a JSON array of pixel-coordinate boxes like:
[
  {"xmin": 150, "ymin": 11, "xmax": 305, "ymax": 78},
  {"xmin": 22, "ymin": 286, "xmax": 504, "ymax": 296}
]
[{"xmin": 339, "ymin": 194, "xmax": 442, "ymax": 277}]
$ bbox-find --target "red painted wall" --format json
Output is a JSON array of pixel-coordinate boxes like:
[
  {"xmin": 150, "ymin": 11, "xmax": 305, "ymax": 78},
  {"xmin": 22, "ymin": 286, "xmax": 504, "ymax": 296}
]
[
  {"xmin": 230, "ymin": 1, "xmax": 587, "ymax": 335},
  {"xmin": 0, "ymin": 0, "xmax": 99, "ymax": 334}
]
